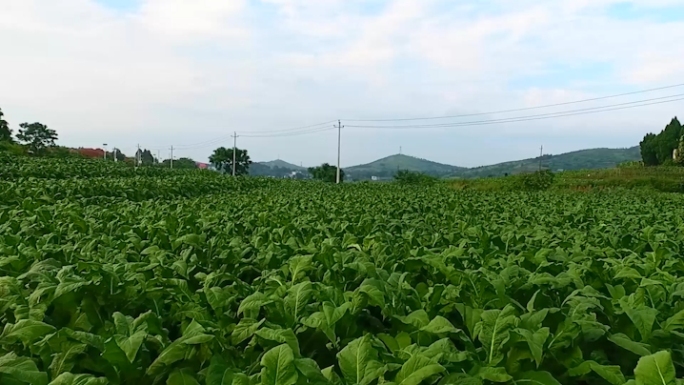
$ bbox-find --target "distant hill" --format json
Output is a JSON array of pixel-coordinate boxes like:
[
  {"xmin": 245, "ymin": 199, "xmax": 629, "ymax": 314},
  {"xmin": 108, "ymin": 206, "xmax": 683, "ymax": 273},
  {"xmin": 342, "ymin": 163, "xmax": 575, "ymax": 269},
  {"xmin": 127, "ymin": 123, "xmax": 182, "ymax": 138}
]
[
  {"xmin": 453, "ymin": 146, "xmax": 641, "ymax": 178},
  {"xmin": 346, "ymin": 154, "xmax": 465, "ymax": 180},
  {"xmin": 259, "ymin": 159, "xmax": 305, "ymax": 170},
  {"xmin": 247, "ymin": 146, "xmax": 642, "ymax": 179},
  {"xmin": 250, "ymin": 159, "xmax": 306, "ymax": 177}
]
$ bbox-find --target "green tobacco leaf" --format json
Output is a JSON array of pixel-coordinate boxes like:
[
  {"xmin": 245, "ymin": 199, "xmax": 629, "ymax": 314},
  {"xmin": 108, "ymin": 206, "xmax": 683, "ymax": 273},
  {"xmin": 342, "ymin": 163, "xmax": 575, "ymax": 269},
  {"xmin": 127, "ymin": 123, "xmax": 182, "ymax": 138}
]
[
  {"xmin": 0, "ymin": 352, "xmax": 48, "ymax": 385},
  {"xmin": 288, "ymin": 256, "xmax": 313, "ymax": 283},
  {"xmin": 516, "ymin": 371, "xmax": 561, "ymax": 385},
  {"xmin": 146, "ymin": 342, "xmax": 191, "ymax": 376},
  {"xmin": 634, "ymin": 351, "xmax": 676, "ymax": 385},
  {"xmin": 238, "ymin": 292, "xmax": 271, "ymax": 317},
  {"xmin": 48, "ymin": 373, "xmax": 107, "ymax": 385},
  {"xmin": 284, "ymin": 282, "xmax": 313, "ymax": 323},
  {"xmin": 49, "ymin": 343, "xmax": 87, "ymax": 378},
  {"xmin": 420, "ymin": 316, "xmax": 460, "ymax": 335},
  {"xmin": 477, "ymin": 367, "xmax": 512, "ymax": 383},
  {"xmin": 358, "ymin": 280, "xmax": 386, "ymax": 308},
  {"xmin": 608, "ymin": 333, "xmax": 652, "ymax": 356},
  {"xmin": 114, "ymin": 330, "xmax": 147, "ymax": 363},
  {"xmin": 475, "ymin": 304, "xmax": 518, "ymax": 366},
  {"xmin": 400, "ymin": 310, "xmax": 430, "ymax": 328},
  {"xmin": 662, "ymin": 310, "xmax": 684, "ymax": 333},
  {"xmin": 206, "ymin": 357, "xmax": 233, "ymax": 385},
  {"xmin": 260, "ymin": 344, "xmax": 298, "ymax": 385},
  {"xmin": 256, "ymin": 328, "xmax": 300, "ymax": 356},
  {"xmin": 1, "ymin": 320, "xmax": 56, "ymax": 345},
  {"xmin": 625, "ymin": 306, "xmax": 658, "ymax": 341},
  {"xmin": 232, "ymin": 318, "xmax": 265, "ymax": 345},
  {"xmin": 294, "ymin": 358, "xmax": 328, "ymax": 383},
  {"xmin": 515, "ymin": 328, "xmax": 550, "ymax": 367},
  {"xmin": 167, "ymin": 368, "xmax": 200, "ymax": 385},
  {"xmin": 394, "ymin": 354, "xmax": 444, "ymax": 385},
  {"xmin": 439, "ymin": 373, "xmax": 481, "ymax": 385},
  {"xmin": 337, "ymin": 335, "xmax": 383, "ymax": 385},
  {"xmin": 568, "ymin": 361, "xmax": 625, "ymax": 385}
]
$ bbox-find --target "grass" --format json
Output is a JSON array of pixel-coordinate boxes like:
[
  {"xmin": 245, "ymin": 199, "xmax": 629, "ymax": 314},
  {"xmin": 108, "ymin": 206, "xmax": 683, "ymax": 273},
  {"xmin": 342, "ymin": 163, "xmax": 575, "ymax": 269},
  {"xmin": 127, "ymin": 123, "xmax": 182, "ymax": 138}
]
[{"xmin": 451, "ymin": 166, "xmax": 684, "ymax": 193}]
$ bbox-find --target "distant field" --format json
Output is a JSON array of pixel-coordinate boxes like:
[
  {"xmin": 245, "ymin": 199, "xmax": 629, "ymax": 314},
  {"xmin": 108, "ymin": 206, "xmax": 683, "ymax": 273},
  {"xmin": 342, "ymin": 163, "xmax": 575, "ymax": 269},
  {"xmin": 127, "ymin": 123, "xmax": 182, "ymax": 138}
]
[
  {"xmin": 452, "ymin": 166, "xmax": 684, "ymax": 193},
  {"xmin": 2, "ymin": 156, "xmax": 684, "ymax": 384}
]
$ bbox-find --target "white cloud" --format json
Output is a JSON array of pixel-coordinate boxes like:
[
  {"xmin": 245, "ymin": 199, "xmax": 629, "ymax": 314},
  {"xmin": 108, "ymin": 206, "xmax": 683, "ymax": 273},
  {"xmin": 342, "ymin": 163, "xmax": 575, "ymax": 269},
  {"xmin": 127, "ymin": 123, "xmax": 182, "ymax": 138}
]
[{"xmin": 1, "ymin": 0, "xmax": 683, "ymax": 166}]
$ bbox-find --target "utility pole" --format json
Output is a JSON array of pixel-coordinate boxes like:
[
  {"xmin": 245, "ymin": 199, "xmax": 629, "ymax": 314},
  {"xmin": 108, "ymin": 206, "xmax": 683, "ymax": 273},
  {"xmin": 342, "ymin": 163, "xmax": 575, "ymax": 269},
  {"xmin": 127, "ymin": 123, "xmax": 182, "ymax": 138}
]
[
  {"xmin": 113, "ymin": 148, "xmax": 118, "ymax": 162},
  {"xmin": 170, "ymin": 146, "xmax": 174, "ymax": 169},
  {"xmin": 103, "ymin": 143, "xmax": 108, "ymax": 161},
  {"xmin": 539, "ymin": 145, "xmax": 543, "ymax": 171},
  {"xmin": 232, "ymin": 131, "xmax": 238, "ymax": 176},
  {"xmin": 334, "ymin": 120, "xmax": 343, "ymax": 184}
]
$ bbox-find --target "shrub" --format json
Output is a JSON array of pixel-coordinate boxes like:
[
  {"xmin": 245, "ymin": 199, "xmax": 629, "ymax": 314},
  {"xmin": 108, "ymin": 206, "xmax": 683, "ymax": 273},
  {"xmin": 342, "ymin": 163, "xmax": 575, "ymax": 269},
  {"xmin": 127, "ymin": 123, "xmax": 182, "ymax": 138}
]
[{"xmin": 394, "ymin": 170, "xmax": 438, "ymax": 185}]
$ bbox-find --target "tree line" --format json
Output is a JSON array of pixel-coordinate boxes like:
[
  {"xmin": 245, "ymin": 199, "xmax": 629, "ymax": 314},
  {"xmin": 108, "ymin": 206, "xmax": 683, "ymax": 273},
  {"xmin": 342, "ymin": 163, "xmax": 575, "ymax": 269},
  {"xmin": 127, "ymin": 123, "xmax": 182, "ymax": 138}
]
[
  {"xmin": 2, "ymin": 106, "xmax": 344, "ymax": 180},
  {"xmin": 640, "ymin": 117, "xmax": 683, "ymax": 166}
]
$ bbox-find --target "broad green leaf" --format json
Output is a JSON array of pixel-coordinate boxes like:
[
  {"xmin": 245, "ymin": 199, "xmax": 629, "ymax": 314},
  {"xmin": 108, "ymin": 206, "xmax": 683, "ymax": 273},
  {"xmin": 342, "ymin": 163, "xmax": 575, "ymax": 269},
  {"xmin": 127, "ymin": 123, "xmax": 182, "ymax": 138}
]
[
  {"xmin": 662, "ymin": 310, "xmax": 684, "ymax": 333},
  {"xmin": 48, "ymin": 373, "xmax": 107, "ymax": 385},
  {"xmin": 358, "ymin": 280, "xmax": 386, "ymax": 308},
  {"xmin": 1, "ymin": 320, "xmax": 56, "ymax": 345},
  {"xmin": 238, "ymin": 292, "xmax": 271, "ymax": 317},
  {"xmin": 634, "ymin": 351, "xmax": 676, "ymax": 385},
  {"xmin": 400, "ymin": 310, "xmax": 430, "ymax": 328},
  {"xmin": 0, "ymin": 352, "xmax": 48, "ymax": 385},
  {"xmin": 260, "ymin": 344, "xmax": 298, "ymax": 385},
  {"xmin": 608, "ymin": 333, "xmax": 651, "ymax": 356},
  {"xmin": 284, "ymin": 282, "xmax": 313, "ymax": 323},
  {"xmin": 394, "ymin": 354, "xmax": 444, "ymax": 385},
  {"xmin": 49, "ymin": 343, "xmax": 87, "ymax": 378},
  {"xmin": 625, "ymin": 306, "xmax": 658, "ymax": 341},
  {"xmin": 515, "ymin": 371, "xmax": 561, "ymax": 385},
  {"xmin": 146, "ymin": 342, "xmax": 191, "ymax": 376},
  {"xmin": 114, "ymin": 330, "xmax": 147, "ymax": 363},
  {"xmin": 438, "ymin": 373, "xmax": 481, "ymax": 385},
  {"xmin": 515, "ymin": 328, "xmax": 549, "ymax": 367},
  {"xmin": 477, "ymin": 367, "xmax": 512, "ymax": 383},
  {"xmin": 420, "ymin": 317, "xmax": 459, "ymax": 335},
  {"xmin": 288, "ymin": 256, "xmax": 313, "ymax": 283},
  {"xmin": 294, "ymin": 358, "xmax": 328, "ymax": 383},
  {"xmin": 256, "ymin": 328, "xmax": 300, "ymax": 357},
  {"xmin": 568, "ymin": 361, "xmax": 625, "ymax": 385},
  {"xmin": 337, "ymin": 335, "xmax": 383, "ymax": 385},
  {"xmin": 206, "ymin": 358, "xmax": 233, "ymax": 385},
  {"xmin": 232, "ymin": 318, "xmax": 265, "ymax": 345},
  {"xmin": 168, "ymin": 368, "xmax": 200, "ymax": 385},
  {"xmin": 475, "ymin": 304, "xmax": 518, "ymax": 366}
]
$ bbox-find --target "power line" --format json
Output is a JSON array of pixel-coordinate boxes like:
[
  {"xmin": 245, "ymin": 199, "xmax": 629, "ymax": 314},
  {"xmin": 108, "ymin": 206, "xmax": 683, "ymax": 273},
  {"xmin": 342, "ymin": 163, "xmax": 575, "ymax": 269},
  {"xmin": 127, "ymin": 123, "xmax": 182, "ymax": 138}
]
[
  {"xmin": 346, "ymin": 94, "xmax": 684, "ymax": 129},
  {"xmin": 153, "ymin": 120, "xmax": 337, "ymax": 150},
  {"xmin": 343, "ymin": 82, "xmax": 684, "ymax": 122}
]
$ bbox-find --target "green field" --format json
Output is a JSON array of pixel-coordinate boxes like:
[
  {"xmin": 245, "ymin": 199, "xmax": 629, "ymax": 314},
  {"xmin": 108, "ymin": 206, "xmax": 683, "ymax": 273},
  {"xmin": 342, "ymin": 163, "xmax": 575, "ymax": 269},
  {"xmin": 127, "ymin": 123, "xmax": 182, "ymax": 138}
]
[{"xmin": 2, "ymin": 157, "xmax": 684, "ymax": 385}]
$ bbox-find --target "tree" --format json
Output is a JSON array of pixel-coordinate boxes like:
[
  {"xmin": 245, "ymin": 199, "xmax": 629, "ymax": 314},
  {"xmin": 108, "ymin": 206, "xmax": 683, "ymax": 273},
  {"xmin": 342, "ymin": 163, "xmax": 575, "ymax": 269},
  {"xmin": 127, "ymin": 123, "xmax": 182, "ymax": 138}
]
[
  {"xmin": 640, "ymin": 133, "xmax": 659, "ymax": 166},
  {"xmin": 161, "ymin": 157, "xmax": 198, "ymax": 169},
  {"xmin": 111, "ymin": 148, "xmax": 126, "ymax": 162},
  {"xmin": 16, "ymin": 122, "xmax": 58, "ymax": 155},
  {"xmin": 0, "ymin": 108, "xmax": 13, "ymax": 143},
  {"xmin": 135, "ymin": 148, "xmax": 156, "ymax": 165},
  {"xmin": 308, "ymin": 163, "xmax": 344, "ymax": 183},
  {"xmin": 209, "ymin": 147, "xmax": 251, "ymax": 175},
  {"xmin": 640, "ymin": 117, "xmax": 683, "ymax": 166}
]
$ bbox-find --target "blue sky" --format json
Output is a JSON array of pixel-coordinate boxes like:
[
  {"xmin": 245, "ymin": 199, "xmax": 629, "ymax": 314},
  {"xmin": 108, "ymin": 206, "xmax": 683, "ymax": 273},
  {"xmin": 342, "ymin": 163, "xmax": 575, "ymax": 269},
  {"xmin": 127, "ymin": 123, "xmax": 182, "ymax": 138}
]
[{"xmin": 1, "ymin": 0, "xmax": 684, "ymax": 167}]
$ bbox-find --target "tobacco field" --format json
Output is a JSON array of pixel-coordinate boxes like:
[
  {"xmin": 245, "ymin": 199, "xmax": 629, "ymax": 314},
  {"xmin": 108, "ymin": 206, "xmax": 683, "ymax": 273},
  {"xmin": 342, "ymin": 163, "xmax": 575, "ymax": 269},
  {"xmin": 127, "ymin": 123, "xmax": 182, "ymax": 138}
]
[{"xmin": 2, "ymin": 158, "xmax": 684, "ymax": 385}]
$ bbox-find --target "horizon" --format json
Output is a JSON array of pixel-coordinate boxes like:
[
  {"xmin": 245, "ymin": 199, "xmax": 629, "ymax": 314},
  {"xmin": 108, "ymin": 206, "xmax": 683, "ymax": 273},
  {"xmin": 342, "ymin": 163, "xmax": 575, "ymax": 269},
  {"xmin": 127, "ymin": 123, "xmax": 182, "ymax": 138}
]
[
  {"xmin": 255, "ymin": 144, "xmax": 640, "ymax": 169},
  {"xmin": 2, "ymin": 1, "xmax": 683, "ymax": 167}
]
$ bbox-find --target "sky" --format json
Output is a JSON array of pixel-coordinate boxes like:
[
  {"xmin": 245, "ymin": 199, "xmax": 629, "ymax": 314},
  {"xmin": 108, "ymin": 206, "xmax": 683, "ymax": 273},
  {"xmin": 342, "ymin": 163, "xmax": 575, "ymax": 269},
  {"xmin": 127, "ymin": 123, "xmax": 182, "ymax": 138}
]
[{"xmin": 1, "ymin": 0, "xmax": 684, "ymax": 167}]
